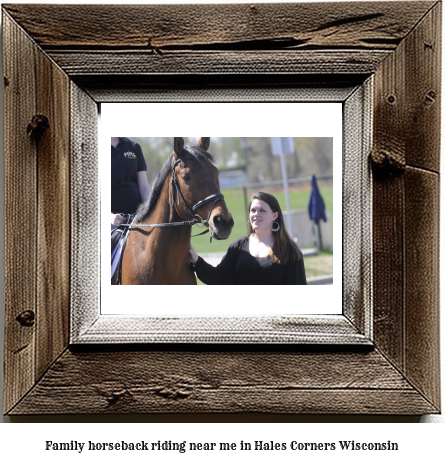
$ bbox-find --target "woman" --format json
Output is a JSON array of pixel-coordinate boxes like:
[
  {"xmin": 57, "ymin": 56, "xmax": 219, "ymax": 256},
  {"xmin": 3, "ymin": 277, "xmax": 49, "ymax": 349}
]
[
  {"xmin": 189, "ymin": 192, "xmax": 307, "ymax": 285},
  {"xmin": 111, "ymin": 137, "xmax": 151, "ymax": 229}
]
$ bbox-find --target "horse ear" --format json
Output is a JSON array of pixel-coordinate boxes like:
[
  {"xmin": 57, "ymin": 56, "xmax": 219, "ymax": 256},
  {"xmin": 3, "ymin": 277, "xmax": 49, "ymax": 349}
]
[
  {"xmin": 173, "ymin": 137, "xmax": 184, "ymax": 158},
  {"xmin": 198, "ymin": 137, "xmax": 210, "ymax": 151}
]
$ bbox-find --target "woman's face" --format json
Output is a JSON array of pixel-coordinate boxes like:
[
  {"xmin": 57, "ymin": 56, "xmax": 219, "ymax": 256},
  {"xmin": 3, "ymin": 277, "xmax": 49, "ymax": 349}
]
[{"xmin": 250, "ymin": 199, "xmax": 278, "ymax": 233}]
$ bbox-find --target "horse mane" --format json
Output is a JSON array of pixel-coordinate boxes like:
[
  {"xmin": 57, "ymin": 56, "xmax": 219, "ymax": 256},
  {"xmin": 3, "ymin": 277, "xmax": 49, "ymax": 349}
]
[{"xmin": 134, "ymin": 144, "xmax": 214, "ymax": 222}]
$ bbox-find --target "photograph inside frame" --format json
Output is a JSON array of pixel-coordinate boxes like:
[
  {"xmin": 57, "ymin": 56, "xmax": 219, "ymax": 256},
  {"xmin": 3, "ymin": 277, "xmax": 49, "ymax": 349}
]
[{"xmin": 102, "ymin": 103, "xmax": 342, "ymax": 316}]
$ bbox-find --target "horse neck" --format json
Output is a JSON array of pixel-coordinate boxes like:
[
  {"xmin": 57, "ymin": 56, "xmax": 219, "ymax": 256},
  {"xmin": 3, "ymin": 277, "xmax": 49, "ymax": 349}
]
[
  {"xmin": 123, "ymin": 172, "xmax": 195, "ymax": 285},
  {"xmin": 144, "ymin": 172, "xmax": 192, "ymax": 243},
  {"xmin": 150, "ymin": 174, "xmax": 193, "ymax": 283}
]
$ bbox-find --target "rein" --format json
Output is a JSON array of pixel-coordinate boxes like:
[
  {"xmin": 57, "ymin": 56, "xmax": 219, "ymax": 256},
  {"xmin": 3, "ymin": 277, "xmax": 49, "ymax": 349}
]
[{"xmin": 121, "ymin": 157, "xmax": 225, "ymax": 240}]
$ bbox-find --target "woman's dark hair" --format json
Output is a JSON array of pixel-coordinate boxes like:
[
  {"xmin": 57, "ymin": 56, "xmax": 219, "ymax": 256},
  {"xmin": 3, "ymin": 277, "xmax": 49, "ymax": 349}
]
[{"xmin": 247, "ymin": 192, "xmax": 303, "ymax": 265}]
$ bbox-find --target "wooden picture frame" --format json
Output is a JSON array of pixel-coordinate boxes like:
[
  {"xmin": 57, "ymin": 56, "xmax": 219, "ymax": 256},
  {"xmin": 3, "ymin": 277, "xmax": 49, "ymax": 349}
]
[{"xmin": 2, "ymin": 2, "xmax": 441, "ymax": 415}]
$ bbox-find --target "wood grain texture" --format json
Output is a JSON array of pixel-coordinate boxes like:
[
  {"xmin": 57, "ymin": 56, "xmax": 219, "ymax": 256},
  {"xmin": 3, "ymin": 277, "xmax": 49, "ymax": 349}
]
[
  {"xmin": 371, "ymin": 2, "xmax": 441, "ymax": 172},
  {"xmin": 34, "ymin": 37, "xmax": 71, "ymax": 382},
  {"xmin": 46, "ymin": 50, "xmax": 390, "ymax": 76},
  {"xmin": 372, "ymin": 174, "xmax": 405, "ymax": 368},
  {"xmin": 404, "ymin": 2, "xmax": 441, "ymax": 172},
  {"xmin": 372, "ymin": 2, "xmax": 441, "ymax": 411},
  {"xmin": 404, "ymin": 168, "xmax": 440, "ymax": 407},
  {"xmin": 2, "ymin": 2, "xmax": 435, "ymax": 49},
  {"xmin": 8, "ymin": 349, "xmax": 437, "ymax": 415},
  {"xmin": 371, "ymin": 7, "xmax": 407, "ymax": 371},
  {"xmin": 3, "ymin": 12, "xmax": 38, "ymax": 414},
  {"xmin": 3, "ymin": 1, "xmax": 434, "ymax": 79},
  {"xmin": 3, "ymin": 10, "xmax": 71, "ymax": 413}
]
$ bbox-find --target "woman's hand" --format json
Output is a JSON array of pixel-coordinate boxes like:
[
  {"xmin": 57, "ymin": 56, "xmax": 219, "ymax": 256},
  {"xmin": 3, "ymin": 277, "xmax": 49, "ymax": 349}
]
[
  {"xmin": 189, "ymin": 244, "xmax": 199, "ymax": 265},
  {"xmin": 111, "ymin": 213, "xmax": 126, "ymax": 227}
]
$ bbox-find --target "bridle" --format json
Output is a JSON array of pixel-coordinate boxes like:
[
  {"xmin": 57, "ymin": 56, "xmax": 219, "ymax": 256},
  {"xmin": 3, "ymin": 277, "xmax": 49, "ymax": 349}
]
[
  {"xmin": 121, "ymin": 156, "xmax": 225, "ymax": 240},
  {"xmin": 170, "ymin": 157, "xmax": 225, "ymax": 234}
]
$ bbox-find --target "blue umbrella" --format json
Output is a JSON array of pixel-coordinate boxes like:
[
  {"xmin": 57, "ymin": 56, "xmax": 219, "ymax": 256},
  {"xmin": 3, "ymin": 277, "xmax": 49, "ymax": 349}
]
[{"xmin": 308, "ymin": 174, "xmax": 327, "ymax": 249}]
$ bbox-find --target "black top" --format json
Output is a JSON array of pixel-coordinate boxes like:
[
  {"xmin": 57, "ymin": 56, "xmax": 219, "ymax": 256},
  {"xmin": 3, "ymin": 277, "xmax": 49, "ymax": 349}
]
[
  {"xmin": 194, "ymin": 236, "xmax": 307, "ymax": 285},
  {"xmin": 111, "ymin": 138, "xmax": 147, "ymax": 214}
]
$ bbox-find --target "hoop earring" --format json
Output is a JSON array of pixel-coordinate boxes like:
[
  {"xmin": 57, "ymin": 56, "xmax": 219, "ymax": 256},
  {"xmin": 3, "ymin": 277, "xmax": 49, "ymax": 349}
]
[{"xmin": 271, "ymin": 221, "xmax": 280, "ymax": 232}]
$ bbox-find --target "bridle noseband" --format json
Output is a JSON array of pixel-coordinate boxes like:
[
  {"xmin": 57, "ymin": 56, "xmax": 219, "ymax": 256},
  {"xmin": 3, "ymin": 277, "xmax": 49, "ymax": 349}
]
[{"xmin": 122, "ymin": 156, "xmax": 226, "ymax": 240}]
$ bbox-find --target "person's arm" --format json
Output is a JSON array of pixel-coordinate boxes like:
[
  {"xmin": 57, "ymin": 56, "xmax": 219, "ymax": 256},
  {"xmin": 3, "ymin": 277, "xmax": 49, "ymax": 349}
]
[
  {"xmin": 135, "ymin": 142, "xmax": 150, "ymax": 202},
  {"xmin": 189, "ymin": 239, "xmax": 242, "ymax": 285},
  {"xmin": 137, "ymin": 171, "xmax": 151, "ymax": 202}
]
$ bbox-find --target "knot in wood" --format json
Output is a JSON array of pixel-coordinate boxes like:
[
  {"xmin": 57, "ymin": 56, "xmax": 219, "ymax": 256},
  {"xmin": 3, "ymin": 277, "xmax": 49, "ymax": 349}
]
[
  {"xmin": 95, "ymin": 385, "xmax": 130, "ymax": 405},
  {"xmin": 16, "ymin": 310, "xmax": 35, "ymax": 327},
  {"xmin": 154, "ymin": 386, "xmax": 191, "ymax": 400},
  {"xmin": 27, "ymin": 114, "xmax": 49, "ymax": 141},
  {"xmin": 105, "ymin": 390, "xmax": 127, "ymax": 405},
  {"xmin": 370, "ymin": 149, "xmax": 405, "ymax": 178}
]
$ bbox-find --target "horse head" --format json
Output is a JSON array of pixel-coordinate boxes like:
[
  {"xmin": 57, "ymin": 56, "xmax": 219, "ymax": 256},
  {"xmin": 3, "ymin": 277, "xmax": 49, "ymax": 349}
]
[{"xmin": 172, "ymin": 137, "xmax": 234, "ymax": 240}]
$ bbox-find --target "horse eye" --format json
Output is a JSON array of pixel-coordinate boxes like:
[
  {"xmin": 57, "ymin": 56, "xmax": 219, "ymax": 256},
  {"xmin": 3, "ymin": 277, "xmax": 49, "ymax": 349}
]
[{"xmin": 181, "ymin": 173, "xmax": 190, "ymax": 181}]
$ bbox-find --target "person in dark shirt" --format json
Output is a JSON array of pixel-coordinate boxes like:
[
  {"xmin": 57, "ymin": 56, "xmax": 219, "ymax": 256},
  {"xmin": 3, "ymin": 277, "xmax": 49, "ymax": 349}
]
[
  {"xmin": 111, "ymin": 137, "xmax": 151, "ymax": 229},
  {"xmin": 189, "ymin": 192, "xmax": 307, "ymax": 285}
]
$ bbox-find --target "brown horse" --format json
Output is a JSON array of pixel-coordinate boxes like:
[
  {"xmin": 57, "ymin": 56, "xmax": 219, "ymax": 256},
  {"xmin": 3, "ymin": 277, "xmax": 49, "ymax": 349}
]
[{"xmin": 117, "ymin": 137, "xmax": 234, "ymax": 285}]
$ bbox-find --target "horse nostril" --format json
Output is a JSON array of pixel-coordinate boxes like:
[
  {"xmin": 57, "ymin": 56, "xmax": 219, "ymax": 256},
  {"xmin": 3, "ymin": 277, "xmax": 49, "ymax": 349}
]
[
  {"xmin": 215, "ymin": 214, "xmax": 228, "ymax": 224},
  {"xmin": 212, "ymin": 214, "xmax": 234, "ymax": 230}
]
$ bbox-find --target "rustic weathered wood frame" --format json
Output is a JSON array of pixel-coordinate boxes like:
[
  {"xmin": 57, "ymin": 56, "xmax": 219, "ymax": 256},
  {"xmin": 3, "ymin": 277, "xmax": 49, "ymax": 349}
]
[{"xmin": 2, "ymin": 2, "xmax": 441, "ymax": 415}]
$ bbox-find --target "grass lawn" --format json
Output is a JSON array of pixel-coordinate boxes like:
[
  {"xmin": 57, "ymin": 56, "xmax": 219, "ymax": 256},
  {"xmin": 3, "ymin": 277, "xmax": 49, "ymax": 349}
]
[{"xmin": 304, "ymin": 251, "xmax": 333, "ymax": 278}]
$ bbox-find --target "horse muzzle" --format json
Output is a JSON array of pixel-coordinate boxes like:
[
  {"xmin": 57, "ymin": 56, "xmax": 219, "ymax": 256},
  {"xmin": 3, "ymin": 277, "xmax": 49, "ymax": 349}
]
[{"xmin": 209, "ymin": 213, "xmax": 234, "ymax": 240}]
